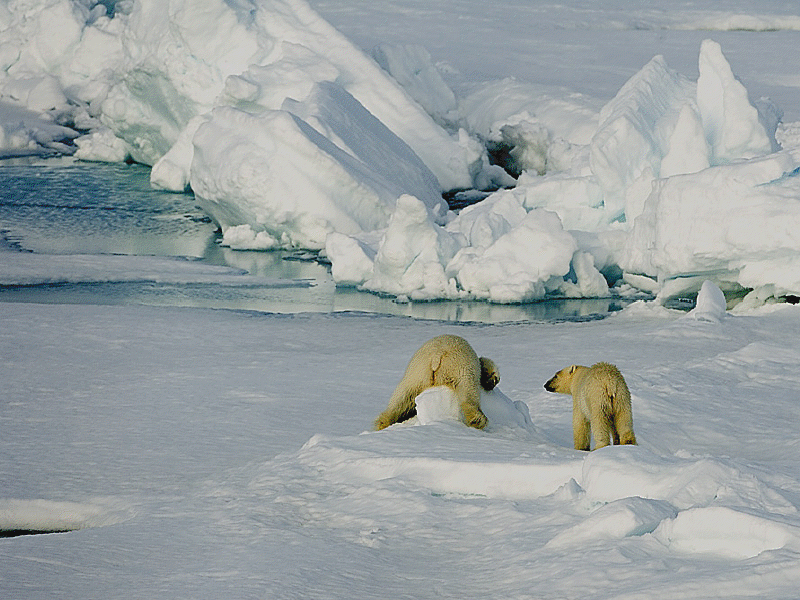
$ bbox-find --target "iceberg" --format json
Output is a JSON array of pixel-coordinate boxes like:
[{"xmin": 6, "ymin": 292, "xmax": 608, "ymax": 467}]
[
  {"xmin": 621, "ymin": 151, "xmax": 800, "ymax": 299},
  {"xmin": 190, "ymin": 82, "xmax": 447, "ymax": 250},
  {"xmin": 328, "ymin": 39, "xmax": 796, "ymax": 304},
  {"xmin": 0, "ymin": 0, "xmax": 478, "ymax": 192},
  {"xmin": 1, "ymin": 0, "xmax": 798, "ymax": 307}
]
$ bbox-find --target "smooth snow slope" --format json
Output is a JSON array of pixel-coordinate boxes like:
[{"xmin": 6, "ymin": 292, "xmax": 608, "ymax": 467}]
[{"xmin": 2, "ymin": 298, "xmax": 800, "ymax": 598}]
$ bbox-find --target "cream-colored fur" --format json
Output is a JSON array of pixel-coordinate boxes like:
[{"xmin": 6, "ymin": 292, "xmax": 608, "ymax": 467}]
[
  {"xmin": 375, "ymin": 335, "xmax": 497, "ymax": 430},
  {"xmin": 544, "ymin": 362, "xmax": 637, "ymax": 450}
]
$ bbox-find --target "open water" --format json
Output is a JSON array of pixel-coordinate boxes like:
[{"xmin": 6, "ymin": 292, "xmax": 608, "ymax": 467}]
[{"xmin": 0, "ymin": 160, "xmax": 629, "ymax": 323}]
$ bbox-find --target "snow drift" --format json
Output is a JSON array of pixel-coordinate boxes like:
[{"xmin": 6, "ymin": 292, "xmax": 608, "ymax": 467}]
[{"xmin": 5, "ymin": 299, "xmax": 800, "ymax": 598}]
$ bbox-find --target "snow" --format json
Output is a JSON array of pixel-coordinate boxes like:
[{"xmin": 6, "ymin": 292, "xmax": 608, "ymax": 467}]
[
  {"xmin": 0, "ymin": 249, "xmax": 315, "ymax": 288},
  {"xmin": 685, "ymin": 279, "xmax": 729, "ymax": 323},
  {"xmin": 3, "ymin": 298, "xmax": 800, "ymax": 598},
  {"xmin": 189, "ymin": 85, "xmax": 447, "ymax": 250},
  {"xmin": 0, "ymin": 0, "xmax": 476, "ymax": 190},
  {"xmin": 1, "ymin": 1, "xmax": 800, "ymax": 304},
  {"xmin": 3, "ymin": 1, "xmax": 800, "ymax": 596},
  {"xmin": 2, "ymin": 1, "xmax": 800, "ymax": 304}
]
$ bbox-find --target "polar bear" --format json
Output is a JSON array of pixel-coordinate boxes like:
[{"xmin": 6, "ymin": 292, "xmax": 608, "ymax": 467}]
[
  {"xmin": 544, "ymin": 362, "xmax": 637, "ymax": 450},
  {"xmin": 374, "ymin": 334, "xmax": 498, "ymax": 430}
]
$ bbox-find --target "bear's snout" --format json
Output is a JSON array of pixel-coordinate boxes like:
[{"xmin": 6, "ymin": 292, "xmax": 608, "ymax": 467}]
[{"xmin": 544, "ymin": 377, "xmax": 556, "ymax": 392}]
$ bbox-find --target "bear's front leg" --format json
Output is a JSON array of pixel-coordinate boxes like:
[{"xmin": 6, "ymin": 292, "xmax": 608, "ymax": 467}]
[
  {"xmin": 455, "ymin": 385, "xmax": 487, "ymax": 429},
  {"xmin": 573, "ymin": 402, "xmax": 591, "ymax": 451},
  {"xmin": 462, "ymin": 405, "xmax": 488, "ymax": 429}
]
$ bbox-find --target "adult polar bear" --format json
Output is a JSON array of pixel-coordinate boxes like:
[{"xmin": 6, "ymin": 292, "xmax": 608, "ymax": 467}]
[
  {"xmin": 374, "ymin": 335, "xmax": 499, "ymax": 430},
  {"xmin": 544, "ymin": 362, "xmax": 637, "ymax": 450}
]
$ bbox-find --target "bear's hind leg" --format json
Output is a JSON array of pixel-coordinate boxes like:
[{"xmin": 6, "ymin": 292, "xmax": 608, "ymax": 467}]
[
  {"xmin": 612, "ymin": 427, "xmax": 621, "ymax": 445},
  {"xmin": 590, "ymin": 410, "xmax": 614, "ymax": 450},
  {"xmin": 375, "ymin": 383, "xmax": 424, "ymax": 430},
  {"xmin": 613, "ymin": 408, "xmax": 637, "ymax": 445}
]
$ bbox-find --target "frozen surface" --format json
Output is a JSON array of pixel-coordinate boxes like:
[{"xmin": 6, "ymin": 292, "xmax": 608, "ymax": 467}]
[
  {"xmin": 3, "ymin": 3, "xmax": 800, "ymax": 595},
  {"xmin": 1, "ymin": 1, "xmax": 800, "ymax": 304},
  {"xmin": 326, "ymin": 38, "xmax": 800, "ymax": 303},
  {"xmin": 3, "ymin": 300, "xmax": 800, "ymax": 598},
  {"xmin": 190, "ymin": 82, "xmax": 448, "ymax": 250}
]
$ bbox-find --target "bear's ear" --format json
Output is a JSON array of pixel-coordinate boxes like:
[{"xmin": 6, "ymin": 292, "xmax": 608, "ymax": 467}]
[{"xmin": 569, "ymin": 365, "xmax": 577, "ymax": 374}]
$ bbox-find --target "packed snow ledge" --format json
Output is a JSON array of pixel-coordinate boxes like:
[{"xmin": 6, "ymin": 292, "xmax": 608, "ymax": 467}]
[{"xmin": 2, "ymin": 0, "xmax": 800, "ymax": 306}]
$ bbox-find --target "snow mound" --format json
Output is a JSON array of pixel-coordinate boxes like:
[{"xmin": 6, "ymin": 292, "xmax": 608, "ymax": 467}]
[
  {"xmin": 685, "ymin": 280, "xmax": 728, "ymax": 322},
  {"xmin": 284, "ymin": 428, "xmax": 583, "ymax": 502},
  {"xmin": 546, "ymin": 496, "xmax": 678, "ymax": 548},
  {"xmin": 413, "ymin": 386, "xmax": 535, "ymax": 434},
  {"xmin": 580, "ymin": 446, "xmax": 796, "ymax": 514},
  {"xmin": 245, "ymin": 428, "xmax": 800, "ymax": 560},
  {"xmin": 653, "ymin": 506, "xmax": 800, "ymax": 559}
]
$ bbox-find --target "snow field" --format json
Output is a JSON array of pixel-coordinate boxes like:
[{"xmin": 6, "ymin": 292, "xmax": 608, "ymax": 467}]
[
  {"xmin": 2, "ymin": 1, "xmax": 800, "ymax": 598},
  {"xmin": 3, "ymin": 295, "xmax": 800, "ymax": 597}
]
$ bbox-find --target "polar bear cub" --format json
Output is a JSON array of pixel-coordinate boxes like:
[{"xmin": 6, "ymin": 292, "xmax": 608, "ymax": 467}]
[
  {"xmin": 375, "ymin": 334, "xmax": 498, "ymax": 430},
  {"xmin": 544, "ymin": 362, "xmax": 636, "ymax": 451}
]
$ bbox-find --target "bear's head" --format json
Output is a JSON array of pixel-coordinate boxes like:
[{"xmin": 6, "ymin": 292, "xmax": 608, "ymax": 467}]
[
  {"xmin": 544, "ymin": 365, "xmax": 578, "ymax": 394},
  {"xmin": 479, "ymin": 356, "xmax": 500, "ymax": 390}
]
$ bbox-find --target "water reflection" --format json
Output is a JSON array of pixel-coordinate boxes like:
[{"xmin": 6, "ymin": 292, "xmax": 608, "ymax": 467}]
[
  {"xmin": 0, "ymin": 161, "xmax": 216, "ymax": 257},
  {"xmin": 0, "ymin": 278, "xmax": 624, "ymax": 323}
]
